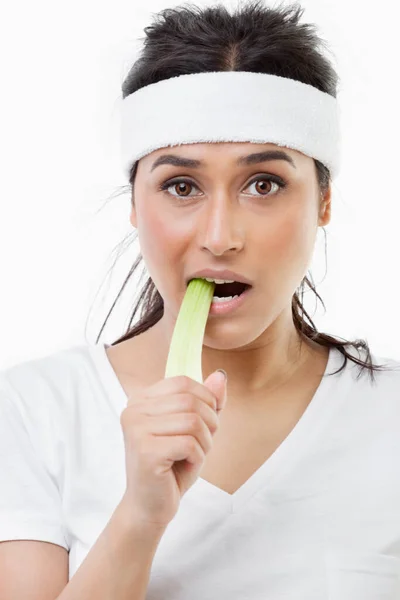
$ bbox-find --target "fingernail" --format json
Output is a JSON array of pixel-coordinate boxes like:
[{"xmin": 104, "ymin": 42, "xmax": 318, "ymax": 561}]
[{"xmin": 216, "ymin": 369, "xmax": 227, "ymax": 381}]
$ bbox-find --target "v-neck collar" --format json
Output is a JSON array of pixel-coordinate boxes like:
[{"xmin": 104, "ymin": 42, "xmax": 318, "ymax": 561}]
[
  {"xmin": 89, "ymin": 342, "xmax": 352, "ymax": 513},
  {"xmin": 191, "ymin": 346, "xmax": 352, "ymax": 512}
]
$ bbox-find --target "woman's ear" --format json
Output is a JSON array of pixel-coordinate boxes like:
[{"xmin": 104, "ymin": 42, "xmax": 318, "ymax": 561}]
[
  {"xmin": 318, "ymin": 186, "xmax": 332, "ymax": 226},
  {"xmin": 130, "ymin": 201, "xmax": 137, "ymax": 229}
]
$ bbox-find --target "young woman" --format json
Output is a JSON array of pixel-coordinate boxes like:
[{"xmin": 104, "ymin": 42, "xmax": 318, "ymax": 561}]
[{"xmin": 1, "ymin": 2, "xmax": 400, "ymax": 599}]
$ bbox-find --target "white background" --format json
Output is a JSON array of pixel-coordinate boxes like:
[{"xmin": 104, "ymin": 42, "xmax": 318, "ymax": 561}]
[{"xmin": 0, "ymin": 0, "xmax": 398, "ymax": 369}]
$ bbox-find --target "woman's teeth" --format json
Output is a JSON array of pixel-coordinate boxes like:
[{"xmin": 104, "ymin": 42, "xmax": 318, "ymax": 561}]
[
  {"xmin": 204, "ymin": 277, "xmax": 239, "ymax": 302},
  {"xmin": 204, "ymin": 277, "xmax": 235, "ymax": 284},
  {"xmin": 212, "ymin": 295, "xmax": 239, "ymax": 303}
]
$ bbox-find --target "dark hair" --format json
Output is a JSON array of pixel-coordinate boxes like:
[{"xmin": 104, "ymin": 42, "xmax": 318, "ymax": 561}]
[{"xmin": 95, "ymin": 0, "xmax": 393, "ymax": 383}]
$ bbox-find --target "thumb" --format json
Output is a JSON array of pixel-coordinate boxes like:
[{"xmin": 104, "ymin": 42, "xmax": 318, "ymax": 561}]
[{"xmin": 203, "ymin": 369, "xmax": 228, "ymax": 414}]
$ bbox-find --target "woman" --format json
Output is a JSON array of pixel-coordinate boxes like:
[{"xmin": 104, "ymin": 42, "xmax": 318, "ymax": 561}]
[{"xmin": 1, "ymin": 1, "xmax": 400, "ymax": 599}]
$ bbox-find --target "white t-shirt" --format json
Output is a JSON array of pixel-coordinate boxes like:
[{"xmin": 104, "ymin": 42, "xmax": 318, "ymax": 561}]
[{"xmin": 1, "ymin": 342, "xmax": 400, "ymax": 599}]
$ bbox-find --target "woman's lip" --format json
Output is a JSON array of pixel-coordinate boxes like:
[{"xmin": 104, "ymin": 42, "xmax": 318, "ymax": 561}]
[{"xmin": 208, "ymin": 286, "xmax": 252, "ymax": 316}]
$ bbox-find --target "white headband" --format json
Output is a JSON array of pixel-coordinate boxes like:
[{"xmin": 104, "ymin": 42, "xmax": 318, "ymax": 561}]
[{"xmin": 120, "ymin": 71, "xmax": 341, "ymax": 179}]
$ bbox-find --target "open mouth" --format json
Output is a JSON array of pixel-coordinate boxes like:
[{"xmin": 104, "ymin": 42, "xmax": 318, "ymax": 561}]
[
  {"xmin": 187, "ymin": 278, "xmax": 251, "ymax": 298},
  {"xmin": 211, "ymin": 281, "xmax": 251, "ymax": 298}
]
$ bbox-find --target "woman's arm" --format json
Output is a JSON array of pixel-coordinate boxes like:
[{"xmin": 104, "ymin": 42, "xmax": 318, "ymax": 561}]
[{"xmin": 57, "ymin": 494, "xmax": 167, "ymax": 600}]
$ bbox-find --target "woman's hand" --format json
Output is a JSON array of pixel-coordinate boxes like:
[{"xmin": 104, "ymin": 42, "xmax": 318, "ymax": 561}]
[{"xmin": 119, "ymin": 370, "xmax": 227, "ymax": 528}]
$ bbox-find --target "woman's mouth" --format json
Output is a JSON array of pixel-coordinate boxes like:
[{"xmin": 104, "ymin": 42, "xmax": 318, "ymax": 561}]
[{"xmin": 208, "ymin": 281, "xmax": 252, "ymax": 316}]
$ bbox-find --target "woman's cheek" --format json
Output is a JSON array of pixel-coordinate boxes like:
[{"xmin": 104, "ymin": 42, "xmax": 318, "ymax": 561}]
[
  {"xmin": 137, "ymin": 207, "xmax": 188, "ymax": 294},
  {"xmin": 282, "ymin": 210, "xmax": 320, "ymax": 273},
  {"xmin": 262, "ymin": 217, "xmax": 299, "ymax": 257},
  {"xmin": 138, "ymin": 205, "xmax": 168, "ymax": 250},
  {"xmin": 264, "ymin": 211, "xmax": 314, "ymax": 273},
  {"xmin": 135, "ymin": 207, "xmax": 167, "ymax": 273}
]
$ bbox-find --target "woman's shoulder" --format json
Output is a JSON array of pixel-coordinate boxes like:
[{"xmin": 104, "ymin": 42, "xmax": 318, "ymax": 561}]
[
  {"xmin": 1, "ymin": 343, "xmax": 96, "ymax": 396},
  {"xmin": 0, "ymin": 343, "xmax": 106, "ymax": 433}
]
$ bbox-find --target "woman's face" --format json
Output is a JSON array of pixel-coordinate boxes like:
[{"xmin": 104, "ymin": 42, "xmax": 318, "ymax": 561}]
[{"xmin": 130, "ymin": 142, "xmax": 331, "ymax": 349}]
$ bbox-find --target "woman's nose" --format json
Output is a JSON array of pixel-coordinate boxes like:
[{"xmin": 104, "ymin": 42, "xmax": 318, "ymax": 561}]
[{"xmin": 199, "ymin": 197, "xmax": 245, "ymax": 256}]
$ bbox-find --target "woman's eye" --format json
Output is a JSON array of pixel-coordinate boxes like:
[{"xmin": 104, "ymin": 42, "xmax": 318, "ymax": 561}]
[
  {"xmin": 159, "ymin": 176, "xmax": 286, "ymax": 200},
  {"xmin": 163, "ymin": 180, "xmax": 201, "ymax": 198},
  {"xmin": 246, "ymin": 178, "xmax": 283, "ymax": 197}
]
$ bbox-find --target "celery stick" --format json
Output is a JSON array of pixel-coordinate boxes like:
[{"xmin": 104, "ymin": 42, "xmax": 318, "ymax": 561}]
[{"xmin": 165, "ymin": 278, "xmax": 215, "ymax": 383}]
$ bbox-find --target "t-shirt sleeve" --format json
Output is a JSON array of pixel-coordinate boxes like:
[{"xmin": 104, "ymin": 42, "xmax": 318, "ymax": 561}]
[{"xmin": 0, "ymin": 372, "xmax": 69, "ymax": 550}]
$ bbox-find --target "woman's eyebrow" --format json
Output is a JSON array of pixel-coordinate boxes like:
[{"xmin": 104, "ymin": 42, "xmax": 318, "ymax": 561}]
[{"xmin": 150, "ymin": 150, "xmax": 297, "ymax": 172}]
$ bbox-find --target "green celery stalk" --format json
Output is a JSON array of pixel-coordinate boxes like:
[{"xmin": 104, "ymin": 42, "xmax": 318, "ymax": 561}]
[{"xmin": 165, "ymin": 278, "xmax": 215, "ymax": 383}]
